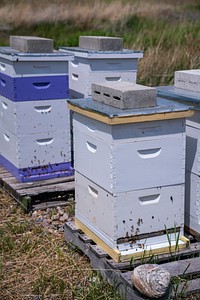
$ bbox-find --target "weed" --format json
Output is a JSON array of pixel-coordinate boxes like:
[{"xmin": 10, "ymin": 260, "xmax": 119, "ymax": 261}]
[{"xmin": 170, "ymin": 263, "xmax": 191, "ymax": 299}]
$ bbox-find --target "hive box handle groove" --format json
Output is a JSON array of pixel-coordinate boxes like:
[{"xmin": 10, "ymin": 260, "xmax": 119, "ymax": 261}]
[
  {"xmin": 3, "ymin": 133, "xmax": 10, "ymax": 142},
  {"xmin": 139, "ymin": 194, "xmax": 160, "ymax": 205},
  {"xmin": 86, "ymin": 141, "xmax": 97, "ymax": 153},
  {"xmin": 36, "ymin": 138, "xmax": 54, "ymax": 145},
  {"xmin": 33, "ymin": 82, "xmax": 50, "ymax": 89},
  {"xmin": 72, "ymin": 73, "xmax": 79, "ymax": 80},
  {"xmin": 105, "ymin": 76, "xmax": 121, "ymax": 81},
  {"xmin": 0, "ymin": 63, "xmax": 6, "ymax": 71},
  {"xmin": 34, "ymin": 105, "xmax": 52, "ymax": 113},
  {"xmin": 88, "ymin": 185, "xmax": 98, "ymax": 198},
  {"xmin": 2, "ymin": 101, "xmax": 8, "ymax": 110},
  {"xmin": 137, "ymin": 148, "xmax": 162, "ymax": 159},
  {"xmin": 0, "ymin": 78, "xmax": 6, "ymax": 87}
]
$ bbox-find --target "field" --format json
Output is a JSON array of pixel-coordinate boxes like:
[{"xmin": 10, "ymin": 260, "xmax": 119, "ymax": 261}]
[
  {"xmin": 0, "ymin": 0, "xmax": 199, "ymax": 86},
  {"xmin": 0, "ymin": 0, "xmax": 200, "ymax": 299}
]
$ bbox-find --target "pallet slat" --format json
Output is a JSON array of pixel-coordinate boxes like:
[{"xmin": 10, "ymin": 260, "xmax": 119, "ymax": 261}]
[
  {"xmin": 0, "ymin": 164, "xmax": 75, "ymax": 211},
  {"xmin": 64, "ymin": 221, "xmax": 200, "ymax": 300}
]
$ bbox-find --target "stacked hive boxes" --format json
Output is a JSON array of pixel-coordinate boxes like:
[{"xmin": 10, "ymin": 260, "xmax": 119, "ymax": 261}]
[
  {"xmin": 0, "ymin": 36, "xmax": 74, "ymax": 182},
  {"xmin": 68, "ymin": 81, "xmax": 193, "ymax": 262},
  {"xmin": 60, "ymin": 36, "xmax": 143, "ymax": 98},
  {"xmin": 157, "ymin": 69, "xmax": 200, "ymax": 236}
]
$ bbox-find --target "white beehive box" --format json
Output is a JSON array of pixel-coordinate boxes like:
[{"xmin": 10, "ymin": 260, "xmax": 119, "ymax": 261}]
[
  {"xmin": 174, "ymin": 69, "xmax": 200, "ymax": 93},
  {"xmin": 186, "ymin": 109, "xmax": 200, "ymax": 129},
  {"xmin": 185, "ymin": 171, "xmax": 200, "ymax": 235},
  {"xmin": 157, "ymin": 82, "xmax": 200, "ymax": 237},
  {"xmin": 0, "ymin": 123, "xmax": 71, "ymax": 169},
  {"xmin": 0, "ymin": 96, "xmax": 70, "ymax": 135},
  {"xmin": 186, "ymin": 124, "xmax": 200, "ymax": 176},
  {"xmin": 73, "ymin": 113, "xmax": 186, "ymax": 194},
  {"xmin": 76, "ymin": 171, "xmax": 185, "ymax": 249},
  {"xmin": 60, "ymin": 46, "xmax": 143, "ymax": 98},
  {"xmin": 68, "ymin": 95, "xmax": 192, "ymax": 261},
  {"xmin": 0, "ymin": 47, "xmax": 73, "ymax": 77}
]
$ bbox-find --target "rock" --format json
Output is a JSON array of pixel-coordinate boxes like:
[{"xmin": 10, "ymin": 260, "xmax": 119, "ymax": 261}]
[
  {"xmin": 52, "ymin": 213, "xmax": 59, "ymax": 221},
  {"xmin": 34, "ymin": 217, "xmax": 43, "ymax": 223},
  {"xmin": 46, "ymin": 218, "xmax": 52, "ymax": 224},
  {"xmin": 32, "ymin": 211, "xmax": 38, "ymax": 218},
  {"xmin": 58, "ymin": 226, "xmax": 64, "ymax": 232},
  {"xmin": 58, "ymin": 209, "xmax": 64, "ymax": 216},
  {"xmin": 59, "ymin": 213, "xmax": 69, "ymax": 222},
  {"xmin": 52, "ymin": 221, "xmax": 60, "ymax": 226},
  {"xmin": 131, "ymin": 264, "xmax": 171, "ymax": 298}
]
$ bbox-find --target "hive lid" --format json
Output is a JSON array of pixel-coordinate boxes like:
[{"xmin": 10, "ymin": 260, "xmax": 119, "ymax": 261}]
[
  {"xmin": 157, "ymin": 86, "xmax": 200, "ymax": 108},
  {"xmin": 59, "ymin": 46, "xmax": 143, "ymax": 59},
  {"xmin": 0, "ymin": 47, "xmax": 74, "ymax": 61},
  {"xmin": 68, "ymin": 97, "xmax": 193, "ymax": 124}
]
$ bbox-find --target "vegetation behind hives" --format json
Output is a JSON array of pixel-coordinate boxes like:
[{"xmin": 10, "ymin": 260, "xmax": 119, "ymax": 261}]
[{"xmin": 0, "ymin": 0, "xmax": 199, "ymax": 86}]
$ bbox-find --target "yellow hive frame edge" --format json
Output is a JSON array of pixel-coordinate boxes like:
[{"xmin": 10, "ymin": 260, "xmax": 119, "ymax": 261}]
[{"xmin": 75, "ymin": 218, "xmax": 190, "ymax": 263}]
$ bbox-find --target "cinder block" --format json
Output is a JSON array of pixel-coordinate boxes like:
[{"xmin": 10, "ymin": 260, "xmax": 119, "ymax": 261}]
[
  {"xmin": 79, "ymin": 36, "xmax": 123, "ymax": 51},
  {"xmin": 10, "ymin": 36, "xmax": 53, "ymax": 53},
  {"xmin": 174, "ymin": 69, "xmax": 200, "ymax": 93},
  {"xmin": 92, "ymin": 81, "xmax": 157, "ymax": 109}
]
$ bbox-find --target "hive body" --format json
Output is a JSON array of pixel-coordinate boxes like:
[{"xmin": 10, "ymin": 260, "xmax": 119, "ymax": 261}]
[
  {"xmin": 68, "ymin": 96, "xmax": 192, "ymax": 261},
  {"xmin": 157, "ymin": 76, "xmax": 200, "ymax": 235},
  {"xmin": 0, "ymin": 41, "xmax": 74, "ymax": 182}
]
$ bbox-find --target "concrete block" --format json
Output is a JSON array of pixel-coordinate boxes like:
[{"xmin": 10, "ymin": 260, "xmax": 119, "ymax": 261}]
[
  {"xmin": 10, "ymin": 36, "xmax": 53, "ymax": 53},
  {"xmin": 174, "ymin": 69, "xmax": 200, "ymax": 93},
  {"xmin": 79, "ymin": 36, "xmax": 123, "ymax": 51},
  {"xmin": 92, "ymin": 81, "xmax": 157, "ymax": 109}
]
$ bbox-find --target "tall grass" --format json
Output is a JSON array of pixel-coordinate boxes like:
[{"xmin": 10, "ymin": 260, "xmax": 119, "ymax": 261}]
[{"xmin": 0, "ymin": 0, "xmax": 199, "ymax": 86}]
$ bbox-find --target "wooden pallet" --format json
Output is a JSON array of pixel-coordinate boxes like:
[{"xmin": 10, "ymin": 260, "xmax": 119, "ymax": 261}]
[
  {"xmin": 64, "ymin": 221, "xmax": 200, "ymax": 300},
  {"xmin": 0, "ymin": 166, "xmax": 75, "ymax": 211}
]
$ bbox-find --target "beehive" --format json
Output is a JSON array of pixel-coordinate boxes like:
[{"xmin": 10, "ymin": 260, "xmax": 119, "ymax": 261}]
[
  {"xmin": 157, "ymin": 71, "xmax": 200, "ymax": 235},
  {"xmin": 68, "ymin": 87, "xmax": 193, "ymax": 262},
  {"xmin": 59, "ymin": 36, "xmax": 143, "ymax": 98},
  {"xmin": 0, "ymin": 37, "xmax": 74, "ymax": 182}
]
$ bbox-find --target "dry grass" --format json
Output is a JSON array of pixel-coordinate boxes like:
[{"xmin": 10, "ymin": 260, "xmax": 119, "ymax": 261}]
[
  {"xmin": 0, "ymin": 0, "xmax": 199, "ymax": 86},
  {"xmin": 0, "ymin": 0, "xmax": 198, "ymax": 28},
  {"xmin": 0, "ymin": 188, "xmax": 120, "ymax": 300},
  {"xmin": 137, "ymin": 34, "xmax": 200, "ymax": 86}
]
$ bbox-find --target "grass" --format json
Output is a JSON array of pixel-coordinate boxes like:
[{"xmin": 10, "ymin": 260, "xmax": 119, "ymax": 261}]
[
  {"xmin": 0, "ymin": 188, "xmax": 121, "ymax": 300},
  {"xmin": 0, "ymin": 0, "xmax": 199, "ymax": 86}
]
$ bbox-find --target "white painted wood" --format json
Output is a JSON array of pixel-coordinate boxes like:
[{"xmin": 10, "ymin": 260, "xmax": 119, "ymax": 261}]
[
  {"xmin": 75, "ymin": 171, "xmax": 185, "ymax": 248},
  {"xmin": 186, "ymin": 110, "xmax": 200, "ymax": 129},
  {"xmin": 186, "ymin": 125, "xmax": 200, "ymax": 175},
  {"xmin": 185, "ymin": 171, "xmax": 200, "ymax": 234},
  {"xmin": 68, "ymin": 54, "xmax": 140, "ymax": 97},
  {"xmin": 73, "ymin": 124, "xmax": 186, "ymax": 193},
  {"xmin": 0, "ymin": 124, "xmax": 71, "ymax": 168},
  {"xmin": 0, "ymin": 47, "xmax": 74, "ymax": 62},
  {"xmin": 70, "ymin": 70, "xmax": 137, "ymax": 97},
  {"xmin": 0, "ymin": 56, "xmax": 69, "ymax": 77},
  {"xmin": 73, "ymin": 112, "xmax": 185, "ymax": 142},
  {"xmin": 0, "ymin": 96, "xmax": 70, "ymax": 135}
]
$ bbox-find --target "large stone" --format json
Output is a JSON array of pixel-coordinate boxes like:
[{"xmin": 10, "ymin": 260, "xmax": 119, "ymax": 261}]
[
  {"xmin": 131, "ymin": 264, "xmax": 171, "ymax": 298},
  {"xmin": 10, "ymin": 36, "xmax": 53, "ymax": 53},
  {"xmin": 174, "ymin": 69, "xmax": 200, "ymax": 93},
  {"xmin": 79, "ymin": 36, "xmax": 123, "ymax": 51},
  {"xmin": 92, "ymin": 81, "xmax": 157, "ymax": 109}
]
